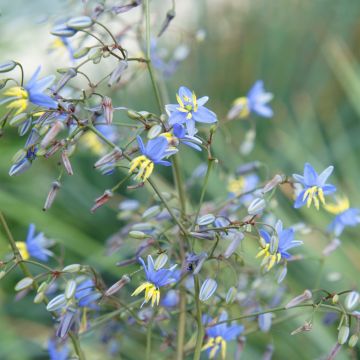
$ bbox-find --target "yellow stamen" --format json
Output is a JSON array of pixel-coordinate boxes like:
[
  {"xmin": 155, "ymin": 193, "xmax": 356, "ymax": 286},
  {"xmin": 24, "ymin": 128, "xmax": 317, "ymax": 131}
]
[
  {"xmin": 233, "ymin": 97, "xmax": 250, "ymax": 118},
  {"xmin": 15, "ymin": 241, "xmax": 30, "ymax": 260},
  {"xmin": 202, "ymin": 336, "xmax": 227, "ymax": 360},
  {"xmin": 228, "ymin": 176, "xmax": 246, "ymax": 194},
  {"xmin": 131, "ymin": 282, "xmax": 161, "ymax": 307},
  {"xmin": 176, "ymin": 93, "xmax": 184, "ymax": 108},
  {"xmin": 303, "ymin": 186, "xmax": 326, "ymax": 210},
  {"xmin": 192, "ymin": 91, "xmax": 198, "ymax": 112},
  {"xmin": 324, "ymin": 196, "xmax": 350, "ymax": 215},
  {"xmin": 4, "ymin": 87, "xmax": 29, "ymax": 115}
]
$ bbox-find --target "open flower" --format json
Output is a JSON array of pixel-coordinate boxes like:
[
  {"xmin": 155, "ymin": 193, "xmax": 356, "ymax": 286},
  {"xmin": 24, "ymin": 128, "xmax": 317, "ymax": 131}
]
[
  {"xmin": 202, "ymin": 311, "xmax": 244, "ymax": 359},
  {"xmin": 15, "ymin": 224, "xmax": 53, "ymax": 262},
  {"xmin": 227, "ymin": 80, "xmax": 273, "ymax": 119},
  {"xmin": 165, "ymin": 86, "xmax": 217, "ymax": 136},
  {"xmin": 256, "ymin": 220, "xmax": 302, "ymax": 271},
  {"xmin": 131, "ymin": 255, "xmax": 177, "ymax": 307},
  {"xmin": 3, "ymin": 66, "xmax": 57, "ymax": 114},
  {"xmin": 129, "ymin": 136, "xmax": 171, "ymax": 182},
  {"xmin": 324, "ymin": 196, "xmax": 360, "ymax": 236},
  {"xmin": 293, "ymin": 163, "xmax": 336, "ymax": 210},
  {"xmin": 162, "ymin": 123, "xmax": 202, "ymax": 151}
]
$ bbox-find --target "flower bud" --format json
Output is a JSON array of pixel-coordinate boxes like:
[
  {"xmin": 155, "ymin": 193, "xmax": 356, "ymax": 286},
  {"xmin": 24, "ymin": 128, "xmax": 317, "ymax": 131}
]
[
  {"xmin": 0, "ymin": 271, "xmax": 6, "ymax": 280},
  {"xmin": 190, "ymin": 231, "xmax": 215, "ymax": 241},
  {"xmin": 9, "ymin": 113, "xmax": 28, "ymax": 127},
  {"xmin": 65, "ymin": 280, "xmax": 77, "ymax": 299},
  {"xmin": 348, "ymin": 334, "xmax": 358, "ymax": 348},
  {"xmin": 105, "ymin": 275, "xmax": 131, "ymax": 296},
  {"xmin": 15, "ymin": 277, "xmax": 33, "ymax": 291},
  {"xmin": 46, "ymin": 294, "xmax": 67, "ymax": 312},
  {"xmin": 247, "ymin": 197, "xmax": 266, "ymax": 215},
  {"xmin": 62, "ymin": 264, "xmax": 81, "ymax": 273},
  {"xmin": 290, "ymin": 321, "xmax": 312, "ymax": 335},
  {"xmin": 322, "ymin": 238, "xmax": 341, "ymax": 257},
  {"xmin": 0, "ymin": 60, "xmax": 16, "ymax": 73},
  {"xmin": 277, "ymin": 266, "xmax": 287, "ymax": 283},
  {"xmin": 67, "ymin": 16, "xmax": 94, "ymax": 30},
  {"xmin": 34, "ymin": 292, "xmax": 45, "ymax": 304},
  {"xmin": 338, "ymin": 325, "xmax": 350, "ymax": 345},
  {"xmin": 91, "ymin": 190, "xmax": 113, "ymax": 213},
  {"xmin": 258, "ymin": 313, "xmax": 272, "ymax": 332},
  {"xmin": 51, "ymin": 24, "xmax": 77, "ymax": 37},
  {"xmin": 129, "ymin": 230, "xmax": 149, "ymax": 239},
  {"xmin": 43, "ymin": 181, "xmax": 61, "ymax": 211},
  {"xmin": 147, "ymin": 125, "xmax": 162, "ymax": 139},
  {"xmin": 224, "ymin": 232, "xmax": 244, "ymax": 258},
  {"xmin": 332, "ymin": 294, "xmax": 339, "ymax": 304},
  {"xmin": 199, "ymin": 278, "xmax": 217, "ymax": 302},
  {"xmin": 73, "ymin": 47, "xmax": 90, "ymax": 59},
  {"xmin": 285, "ymin": 289, "xmax": 312, "ymax": 309},
  {"xmin": 142, "ymin": 205, "xmax": 161, "ymax": 220},
  {"xmin": 53, "ymin": 68, "xmax": 77, "ymax": 93},
  {"xmin": 127, "ymin": 110, "xmax": 142, "ymax": 120},
  {"xmin": 226, "ymin": 287, "xmax": 237, "ymax": 304},
  {"xmin": 197, "ymin": 214, "xmax": 215, "ymax": 226},
  {"xmin": 154, "ymin": 253, "xmax": 168, "ymax": 270},
  {"xmin": 102, "ymin": 96, "xmax": 113, "ymax": 125},
  {"xmin": 108, "ymin": 60, "xmax": 128, "ymax": 87},
  {"xmin": 344, "ymin": 291, "xmax": 359, "ymax": 311},
  {"xmin": 94, "ymin": 147, "xmax": 122, "ymax": 168}
]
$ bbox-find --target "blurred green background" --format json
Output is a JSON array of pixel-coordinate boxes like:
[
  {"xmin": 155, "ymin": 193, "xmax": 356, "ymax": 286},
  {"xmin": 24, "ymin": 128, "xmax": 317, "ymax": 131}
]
[{"xmin": 0, "ymin": 0, "xmax": 360, "ymax": 359}]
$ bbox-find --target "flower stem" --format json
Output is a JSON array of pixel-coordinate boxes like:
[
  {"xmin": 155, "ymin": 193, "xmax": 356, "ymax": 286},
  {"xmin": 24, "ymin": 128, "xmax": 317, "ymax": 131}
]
[
  {"xmin": 193, "ymin": 275, "xmax": 204, "ymax": 360},
  {"xmin": 172, "ymin": 155, "xmax": 186, "ymax": 215},
  {"xmin": 69, "ymin": 331, "xmax": 86, "ymax": 360},
  {"xmin": 146, "ymin": 319, "xmax": 153, "ymax": 360},
  {"xmin": 176, "ymin": 287, "xmax": 187, "ymax": 360}
]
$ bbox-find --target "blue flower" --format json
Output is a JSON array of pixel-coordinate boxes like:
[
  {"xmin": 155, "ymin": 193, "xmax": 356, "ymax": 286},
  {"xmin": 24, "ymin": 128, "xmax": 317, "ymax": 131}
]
[
  {"xmin": 9, "ymin": 145, "xmax": 37, "ymax": 176},
  {"xmin": 129, "ymin": 136, "xmax": 172, "ymax": 182},
  {"xmin": 166, "ymin": 86, "xmax": 217, "ymax": 136},
  {"xmin": 131, "ymin": 255, "xmax": 177, "ymax": 307},
  {"xmin": 202, "ymin": 311, "xmax": 244, "ymax": 359},
  {"xmin": 293, "ymin": 163, "xmax": 336, "ymax": 210},
  {"xmin": 48, "ymin": 338, "xmax": 70, "ymax": 360},
  {"xmin": 75, "ymin": 279, "xmax": 102, "ymax": 308},
  {"xmin": 256, "ymin": 220, "xmax": 302, "ymax": 271},
  {"xmin": 324, "ymin": 196, "xmax": 360, "ymax": 236},
  {"xmin": 161, "ymin": 289, "xmax": 179, "ymax": 308},
  {"xmin": 4, "ymin": 66, "xmax": 57, "ymax": 114},
  {"xmin": 227, "ymin": 80, "xmax": 273, "ymax": 119},
  {"xmin": 161, "ymin": 123, "xmax": 202, "ymax": 151},
  {"xmin": 15, "ymin": 223, "xmax": 53, "ymax": 262}
]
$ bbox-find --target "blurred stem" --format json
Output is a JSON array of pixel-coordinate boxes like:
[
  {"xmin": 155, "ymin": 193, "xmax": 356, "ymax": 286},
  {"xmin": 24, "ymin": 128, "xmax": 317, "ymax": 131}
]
[
  {"xmin": 172, "ymin": 155, "xmax": 187, "ymax": 215},
  {"xmin": 15, "ymin": 62, "xmax": 24, "ymax": 86},
  {"xmin": 314, "ymin": 258, "xmax": 325, "ymax": 289},
  {"xmin": 69, "ymin": 331, "xmax": 85, "ymax": 360},
  {"xmin": 146, "ymin": 319, "xmax": 153, "ymax": 360},
  {"xmin": 193, "ymin": 275, "xmax": 204, "ymax": 360},
  {"xmin": 192, "ymin": 158, "xmax": 214, "ymax": 230},
  {"xmin": 176, "ymin": 286, "xmax": 187, "ymax": 360},
  {"xmin": 144, "ymin": 0, "xmax": 164, "ymax": 113}
]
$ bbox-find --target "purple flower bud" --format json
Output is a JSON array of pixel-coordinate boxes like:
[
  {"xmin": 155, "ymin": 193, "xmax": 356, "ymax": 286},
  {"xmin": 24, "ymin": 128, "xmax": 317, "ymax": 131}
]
[
  {"xmin": 108, "ymin": 60, "xmax": 128, "ymax": 87},
  {"xmin": 262, "ymin": 174, "xmax": 284, "ymax": 193},
  {"xmin": 94, "ymin": 147, "xmax": 122, "ymax": 168},
  {"xmin": 247, "ymin": 197, "xmax": 266, "ymax": 215},
  {"xmin": 199, "ymin": 278, "xmax": 217, "ymax": 302},
  {"xmin": 91, "ymin": 190, "xmax": 113, "ymax": 213},
  {"xmin": 61, "ymin": 150, "xmax": 73, "ymax": 175},
  {"xmin": 56, "ymin": 308, "xmax": 77, "ymax": 339},
  {"xmin": 224, "ymin": 232, "xmax": 244, "ymax": 258},
  {"xmin": 105, "ymin": 275, "xmax": 131, "ymax": 296},
  {"xmin": 258, "ymin": 313, "xmax": 273, "ymax": 332},
  {"xmin": 43, "ymin": 181, "xmax": 61, "ymax": 211},
  {"xmin": 344, "ymin": 291, "xmax": 359, "ymax": 310},
  {"xmin": 54, "ymin": 68, "xmax": 77, "ymax": 93}
]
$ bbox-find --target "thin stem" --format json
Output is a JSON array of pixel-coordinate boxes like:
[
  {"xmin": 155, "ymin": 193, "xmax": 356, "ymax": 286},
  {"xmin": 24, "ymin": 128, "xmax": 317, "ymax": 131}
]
[
  {"xmin": 192, "ymin": 158, "xmax": 214, "ymax": 229},
  {"xmin": 146, "ymin": 319, "xmax": 153, "ymax": 360},
  {"xmin": 172, "ymin": 155, "xmax": 186, "ymax": 215},
  {"xmin": 69, "ymin": 331, "xmax": 85, "ymax": 360},
  {"xmin": 193, "ymin": 275, "xmax": 204, "ymax": 360},
  {"xmin": 143, "ymin": 0, "xmax": 164, "ymax": 113},
  {"xmin": 176, "ymin": 287, "xmax": 187, "ymax": 360}
]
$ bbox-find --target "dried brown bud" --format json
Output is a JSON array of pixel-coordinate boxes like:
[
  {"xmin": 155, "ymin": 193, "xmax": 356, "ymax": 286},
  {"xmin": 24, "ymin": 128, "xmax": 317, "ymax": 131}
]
[{"xmin": 91, "ymin": 190, "xmax": 113, "ymax": 213}]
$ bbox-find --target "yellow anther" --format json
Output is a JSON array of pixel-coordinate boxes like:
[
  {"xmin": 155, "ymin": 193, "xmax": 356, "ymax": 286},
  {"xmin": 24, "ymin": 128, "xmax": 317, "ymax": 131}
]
[
  {"xmin": 192, "ymin": 91, "xmax": 198, "ymax": 112},
  {"xmin": 176, "ymin": 93, "xmax": 184, "ymax": 108},
  {"xmin": 129, "ymin": 155, "xmax": 155, "ymax": 182},
  {"xmin": 4, "ymin": 87, "xmax": 29, "ymax": 115},
  {"xmin": 15, "ymin": 241, "xmax": 30, "ymax": 260},
  {"xmin": 228, "ymin": 176, "xmax": 246, "ymax": 194},
  {"xmin": 324, "ymin": 196, "xmax": 350, "ymax": 215},
  {"xmin": 202, "ymin": 336, "xmax": 227, "ymax": 360},
  {"xmin": 303, "ymin": 186, "xmax": 326, "ymax": 210},
  {"xmin": 131, "ymin": 281, "xmax": 161, "ymax": 307},
  {"xmin": 233, "ymin": 97, "xmax": 250, "ymax": 118}
]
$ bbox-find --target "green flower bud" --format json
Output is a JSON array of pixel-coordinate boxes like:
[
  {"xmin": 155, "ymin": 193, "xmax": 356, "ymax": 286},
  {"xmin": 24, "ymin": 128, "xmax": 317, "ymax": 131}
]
[
  {"xmin": 0, "ymin": 60, "xmax": 16, "ymax": 73},
  {"xmin": 67, "ymin": 16, "xmax": 94, "ymax": 30},
  {"xmin": 154, "ymin": 253, "xmax": 168, "ymax": 270},
  {"xmin": 199, "ymin": 278, "xmax": 217, "ymax": 302},
  {"xmin": 0, "ymin": 271, "xmax": 6, "ymax": 280},
  {"xmin": 34, "ymin": 292, "xmax": 45, "ymax": 304},
  {"xmin": 73, "ymin": 47, "xmax": 91, "ymax": 59},
  {"xmin": 147, "ymin": 125, "xmax": 162, "ymax": 139},
  {"xmin": 226, "ymin": 287, "xmax": 237, "ymax": 304},
  {"xmin": 15, "ymin": 277, "xmax": 34, "ymax": 291},
  {"xmin": 65, "ymin": 280, "xmax": 77, "ymax": 299},
  {"xmin": 142, "ymin": 205, "xmax": 161, "ymax": 220},
  {"xmin": 338, "ymin": 326, "xmax": 350, "ymax": 345},
  {"xmin": 129, "ymin": 230, "xmax": 149, "ymax": 239},
  {"xmin": 348, "ymin": 334, "xmax": 358, "ymax": 348},
  {"xmin": 332, "ymin": 294, "xmax": 339, "ymax": 304},
  {"xmin": 62, "ymin": 264, "xmax": 81, "ymax": 273}
]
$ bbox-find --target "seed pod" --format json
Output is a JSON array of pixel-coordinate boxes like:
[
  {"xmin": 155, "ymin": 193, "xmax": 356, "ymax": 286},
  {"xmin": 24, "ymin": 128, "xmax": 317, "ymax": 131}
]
[
  {"xmin": 348, "ymin": 334, "xmax": 358, "ymax": 348},
  {"xmin": 199, "ymin": 278, "xmax": 217, "ymax": 302},
  {"xmin": 62, "ymin": 264, "xmax": 81, "ymax": 273},
  {"xmin": 344, "ymin": 291, "xmax": 359, "ymax": 310},
  {"xmin": 197, "ymin": 214, "xmax": 215, "ymax": 226},
  {"xmin": 147, "ymin": 125, "xmax": 162, "ymax": 139},
  {"xmin": 67, "ymin": 16, "xmax": 94, "ymax": 30},
  {"xmin": 41, "ymin": 120, "xmax": 64, "ymax": 148},
  {"xmin": 154, "ymin": 253, "xmax": 168, "ymax": 270},
  {"xmin": 0, "ymin": 60, "xmax": 16, "ymax": 73},
  {"xmin": 46, "ymin": 294, "xmax": 67, "ymax": 312},
  {"xmin": 338, "ymin": 325, "xmax": 350, "ymax": 345},
  {"xmin": 65, "ymin": 280, "xmax": 77, "ymax": 299},
  {"xmin": 94, "ymin": 147, "xmax": 123, "ymax": 169},
  {"xmin": 15, "ymin": 277, "xmax": 33, "ymax": 291},
  {"xmin": 247, "ymin": 197, "xmax": 266, "ymax": 215},
  {"xmin": 226, "ymin": 287, "xmax": 237, "ymax": 304},
  {"xmin": 129, "ymin": 230, "xmax": 149, "ymax": 239},
  {"xmin": 105, "ymin": 275, "xmax": 131, "ymax": 296}
]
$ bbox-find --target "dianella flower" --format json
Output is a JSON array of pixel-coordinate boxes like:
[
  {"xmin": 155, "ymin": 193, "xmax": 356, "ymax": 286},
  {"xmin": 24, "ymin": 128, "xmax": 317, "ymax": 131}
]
[
  {"xmin": 131, "ymin": 255, "xmax": 177, "ymax": 307},
  {"xmin": 3, "ymin": 66, "xmax": 57, "ymax": 114},
  {"xmin": 256, "ymin": 220, "xmax": 302, "ymax": 271},
  {"xmin": 202, "ymin": 311, "xmax": 244, "ymax": 359},
  {"xmin": 165, "ymin": 86, "xmax": 217, "ymax": 136},
  {"xmin": 293, "ymin": 163, "xmax": 336, "ymax": 210},
  {"xmin": 324, "ymin": 196, "xmax": 360, "ymax": 236},
  {"xmin": 162, "ymin": 123, "xmax": 202, "ymax": 151},
  {"xmin": 129, "ymin": 136, "xmax": 171, "ymax": 182},
  {"xmin": 227, "ymin": 80, "xmax": 273, "ymax": 120},
  {"xmin": 48, "ymin": 338, "xmax": 69, "ymax": 360},
  {"xmin": 15, "ymin": 224, "xmax": 53, "ymax": 262}
]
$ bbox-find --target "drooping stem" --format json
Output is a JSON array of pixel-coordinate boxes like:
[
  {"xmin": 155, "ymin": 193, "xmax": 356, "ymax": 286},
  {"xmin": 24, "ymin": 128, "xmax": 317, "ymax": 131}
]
[
  {"xmin": 69, "ymin": 331, "xmax": 86, "ymax": 360},
  {"xmin": 193, "ymin": 275, "xmax": 204, "ymax": 360}
]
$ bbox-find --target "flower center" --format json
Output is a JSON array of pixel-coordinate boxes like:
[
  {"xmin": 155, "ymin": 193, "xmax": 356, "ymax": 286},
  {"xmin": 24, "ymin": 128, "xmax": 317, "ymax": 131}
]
[
  {"xmin": 202, "ymin": 336, "xmax": 227, "ymax": 359},
  {"xmin": 302, "ymin": 186, "xmax": 325, "ymax": 210},
  {"xmin": 233, "ymin": 96, "xmax": 250, "ymax": 118},
  {"xmin": 256, "ymin": 243, "xmax": 281, "ymax": 271},
  {"xmin": 228, "ymin": 176, "xmax": 246, "ymax": 194},
  {"xmin": 4, "ymin": 86, "xmax": 29, "ymax": 115},
  {"xmin": 131, "ymin": 281, "xmax": 161, "ymax": 307},
  {"xmin": 129, "ymin": 155, "xmax": 154, "ymax": 182},
  {"xmin": 176, "ymin": 91, "xmax": 199, "ymax": 119}
]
